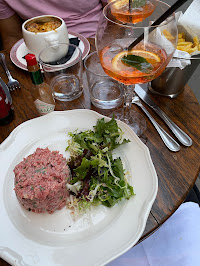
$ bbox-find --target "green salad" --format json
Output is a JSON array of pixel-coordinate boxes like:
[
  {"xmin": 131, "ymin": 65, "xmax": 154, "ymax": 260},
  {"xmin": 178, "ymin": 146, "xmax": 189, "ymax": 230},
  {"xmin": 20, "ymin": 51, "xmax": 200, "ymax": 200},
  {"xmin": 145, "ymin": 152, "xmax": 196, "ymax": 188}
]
[{"xmin": 66, "ymin": 117, "xmax": 135, "ymax": 212}]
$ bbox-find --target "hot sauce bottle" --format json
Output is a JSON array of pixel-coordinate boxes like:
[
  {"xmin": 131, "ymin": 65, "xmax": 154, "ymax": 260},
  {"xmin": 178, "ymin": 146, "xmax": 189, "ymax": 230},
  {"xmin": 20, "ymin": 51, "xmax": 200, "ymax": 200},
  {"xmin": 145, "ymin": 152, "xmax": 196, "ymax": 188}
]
[{"xmin": 25, "ymin": 54, "xmax": 55, "ymax": 116}]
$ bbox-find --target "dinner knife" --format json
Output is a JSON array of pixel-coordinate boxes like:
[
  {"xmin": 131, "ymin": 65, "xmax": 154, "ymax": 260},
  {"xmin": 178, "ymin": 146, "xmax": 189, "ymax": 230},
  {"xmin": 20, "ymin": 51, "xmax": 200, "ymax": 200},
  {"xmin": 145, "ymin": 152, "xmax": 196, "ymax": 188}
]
[
  {"xmin": 134, "ymin": 84, "xmax": 192, "ymax": 147},
  {"xmin": 132, "ymin": 96, "xmax": 181, "ymax": 152}
]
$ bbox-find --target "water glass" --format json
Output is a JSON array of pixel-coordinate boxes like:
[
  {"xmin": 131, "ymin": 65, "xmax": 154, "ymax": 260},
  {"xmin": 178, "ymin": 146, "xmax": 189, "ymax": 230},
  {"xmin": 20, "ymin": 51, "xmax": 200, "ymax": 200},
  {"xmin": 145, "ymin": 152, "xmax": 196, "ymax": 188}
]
[
  {"xmin": 39, "ymin": 43, "xmax": 83, "ymax": 101},
  {"xmin": 84, "ymin": 51, "xmax": 123, "ymax": 109}
]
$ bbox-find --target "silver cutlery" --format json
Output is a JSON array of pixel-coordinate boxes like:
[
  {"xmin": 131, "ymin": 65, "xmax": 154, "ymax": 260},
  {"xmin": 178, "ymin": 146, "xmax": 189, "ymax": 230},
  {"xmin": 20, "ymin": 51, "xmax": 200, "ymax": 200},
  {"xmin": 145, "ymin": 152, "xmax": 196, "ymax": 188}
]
[
  {"xmin": 135, "ymin": 84, "xmax": 192, "ymax": 147},
  {"xmin": 0, "ymin": 53, "xmax": 21, "ymax": 91},
  {"xmin": 132, "ymin": 95, "xmax": 181, "ymax": 152}
]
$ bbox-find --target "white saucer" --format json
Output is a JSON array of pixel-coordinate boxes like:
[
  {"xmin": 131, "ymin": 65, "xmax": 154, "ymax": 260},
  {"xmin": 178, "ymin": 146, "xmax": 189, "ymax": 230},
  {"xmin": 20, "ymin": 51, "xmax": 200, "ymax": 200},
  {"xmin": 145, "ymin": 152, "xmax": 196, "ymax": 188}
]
[{"xmin": 10, "ymin": 31, "xmax": 90, "ymax": 71}]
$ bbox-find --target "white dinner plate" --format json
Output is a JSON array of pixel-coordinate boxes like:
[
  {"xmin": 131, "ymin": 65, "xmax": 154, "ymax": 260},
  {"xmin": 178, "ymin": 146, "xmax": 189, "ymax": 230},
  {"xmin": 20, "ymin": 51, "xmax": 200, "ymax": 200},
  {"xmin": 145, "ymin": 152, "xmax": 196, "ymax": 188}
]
[
  {"xmin": 0, "ymin": 109, "xmax": 158, "ymax": 266},
  {"xmin": 10, "ymin": 31, "xmax": 90, "ymax": 71}
]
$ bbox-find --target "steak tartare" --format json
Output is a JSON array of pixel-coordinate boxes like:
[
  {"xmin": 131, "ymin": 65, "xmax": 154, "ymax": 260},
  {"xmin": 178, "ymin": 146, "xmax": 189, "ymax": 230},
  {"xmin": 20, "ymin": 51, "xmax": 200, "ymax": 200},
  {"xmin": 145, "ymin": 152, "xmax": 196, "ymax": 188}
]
[{"xmin": 14, "ymin": 148, "xmax": 70, "ymax": 214}]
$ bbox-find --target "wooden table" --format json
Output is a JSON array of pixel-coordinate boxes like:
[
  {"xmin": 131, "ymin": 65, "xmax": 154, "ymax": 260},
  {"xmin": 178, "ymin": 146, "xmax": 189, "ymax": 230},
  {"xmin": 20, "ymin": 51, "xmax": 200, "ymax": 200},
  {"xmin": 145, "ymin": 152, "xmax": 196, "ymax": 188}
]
[{"xmin": 1, "ymin": 39, "xmax": 200, "ymax": 266}]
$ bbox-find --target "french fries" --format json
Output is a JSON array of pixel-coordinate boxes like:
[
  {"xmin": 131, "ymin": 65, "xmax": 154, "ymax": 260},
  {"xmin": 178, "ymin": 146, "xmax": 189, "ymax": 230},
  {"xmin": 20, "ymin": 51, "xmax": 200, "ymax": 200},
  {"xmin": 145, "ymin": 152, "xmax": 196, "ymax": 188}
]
[
  {"xmin": 163, "ymin": 30, "xmax": 200, "ymax": 54},
  {"xmin": 162, "ymin": 29, "xmax": 175, "ymax": 41},
  {"xmin": 177, "ymin": 32, "xmax": 200, "ymax": 54}
]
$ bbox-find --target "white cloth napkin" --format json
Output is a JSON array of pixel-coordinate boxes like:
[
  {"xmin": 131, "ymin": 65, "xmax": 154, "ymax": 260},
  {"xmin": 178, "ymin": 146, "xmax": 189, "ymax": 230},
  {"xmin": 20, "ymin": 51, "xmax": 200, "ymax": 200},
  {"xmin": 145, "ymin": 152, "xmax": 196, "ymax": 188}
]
[
  {"xmin": 109, "ymin": 202, "xmax": 200, "ymax": 266},
  {"xmin": 167, "ymin": 49, "xmax": 191, "ymax": 69}
]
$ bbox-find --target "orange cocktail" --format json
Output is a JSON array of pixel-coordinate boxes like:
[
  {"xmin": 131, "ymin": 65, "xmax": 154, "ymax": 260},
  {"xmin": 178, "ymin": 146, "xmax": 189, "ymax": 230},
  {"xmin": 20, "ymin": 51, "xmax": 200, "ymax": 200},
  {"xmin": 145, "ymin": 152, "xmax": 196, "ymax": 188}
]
[
  {"xmin": 99, "ymin": 43, "xmax": 167, "ymax": 85},
  {"xmin": 96, "ymin": 0, "xmax": 177, "ymax": 135},
  {"xmin": 110, "ymin": 0, "xmax": 155, "ymax": 23}
]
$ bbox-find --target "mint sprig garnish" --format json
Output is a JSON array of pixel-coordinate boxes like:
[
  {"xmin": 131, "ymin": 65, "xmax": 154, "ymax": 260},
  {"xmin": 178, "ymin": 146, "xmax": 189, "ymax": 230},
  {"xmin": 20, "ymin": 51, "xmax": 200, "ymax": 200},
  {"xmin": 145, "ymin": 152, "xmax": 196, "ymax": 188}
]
[
  {"xmin": 131, "ymin": 0, "xmax": 147, "ymax": 8},
  {"xmin": 121, "ymin": 54, "xmax": 152, "ymax": 72}
]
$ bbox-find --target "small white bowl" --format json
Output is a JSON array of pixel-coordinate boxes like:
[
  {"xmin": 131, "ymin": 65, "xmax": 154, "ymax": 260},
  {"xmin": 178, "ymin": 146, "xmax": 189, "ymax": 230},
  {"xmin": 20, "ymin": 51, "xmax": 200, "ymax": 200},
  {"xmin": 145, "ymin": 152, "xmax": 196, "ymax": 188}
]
[{"xmin": 22, "ymin": 15, "xmax": 69, "ymax": 59}]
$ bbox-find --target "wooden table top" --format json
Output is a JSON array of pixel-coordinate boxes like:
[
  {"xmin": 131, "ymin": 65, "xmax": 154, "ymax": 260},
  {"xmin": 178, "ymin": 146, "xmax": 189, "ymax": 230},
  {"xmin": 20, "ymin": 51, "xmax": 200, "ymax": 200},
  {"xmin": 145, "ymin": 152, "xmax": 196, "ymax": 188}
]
[{"xmin": 1, "ymin": 39, "xmax": 200, "ymax": 266}]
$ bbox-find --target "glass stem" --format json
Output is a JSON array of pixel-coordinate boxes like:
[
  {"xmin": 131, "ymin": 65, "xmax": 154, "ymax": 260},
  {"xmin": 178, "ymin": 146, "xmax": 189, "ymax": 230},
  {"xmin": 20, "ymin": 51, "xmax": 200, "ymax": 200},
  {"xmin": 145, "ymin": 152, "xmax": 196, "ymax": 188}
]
[{"xmin": 123, "ymin": 84, "xmax": 135, "ymax": 120}]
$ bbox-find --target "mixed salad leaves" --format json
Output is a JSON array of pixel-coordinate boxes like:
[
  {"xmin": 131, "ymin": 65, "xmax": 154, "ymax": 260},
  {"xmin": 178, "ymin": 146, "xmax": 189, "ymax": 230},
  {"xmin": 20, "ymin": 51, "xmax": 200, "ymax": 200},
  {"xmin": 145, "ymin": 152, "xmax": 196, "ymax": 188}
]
[{"xmin": 66, "ymin": 117, "xmax": 135, "ymax": 212}]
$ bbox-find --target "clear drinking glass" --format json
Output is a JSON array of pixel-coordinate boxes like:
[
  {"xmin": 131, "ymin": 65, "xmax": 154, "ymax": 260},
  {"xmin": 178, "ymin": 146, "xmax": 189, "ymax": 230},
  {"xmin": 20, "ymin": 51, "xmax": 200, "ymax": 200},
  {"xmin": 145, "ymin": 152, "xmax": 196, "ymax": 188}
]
[
  {"xmin": 84, "ymin": 51, "xmax": 124, "ymax": 109},
  {"xmin": 39, "ymin": 43, "xmax": 83, "ymax": 101},
  {"xmin": 96, "ymin": 0, "xmax": 178, "ymax": 135}
]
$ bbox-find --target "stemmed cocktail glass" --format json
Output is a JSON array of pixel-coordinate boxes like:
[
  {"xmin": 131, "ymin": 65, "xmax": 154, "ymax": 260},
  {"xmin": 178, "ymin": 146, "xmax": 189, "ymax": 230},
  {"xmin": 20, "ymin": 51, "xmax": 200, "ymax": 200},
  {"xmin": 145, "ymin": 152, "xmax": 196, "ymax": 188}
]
[
  {"xmin": 95, "ymin": 0, "xmax": 178, "ymax": 135},
  {"xmin": 107, "ymin": 0, "xmax": 157, "ymax": 24}
]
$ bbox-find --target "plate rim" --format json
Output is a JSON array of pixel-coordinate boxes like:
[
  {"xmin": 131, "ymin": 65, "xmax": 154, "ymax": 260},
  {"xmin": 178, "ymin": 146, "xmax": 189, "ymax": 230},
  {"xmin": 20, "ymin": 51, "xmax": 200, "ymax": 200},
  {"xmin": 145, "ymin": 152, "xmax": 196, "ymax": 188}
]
[
  {"xmin": 10, "ymin": 31, "xmax": 90, "ymax": 71},
  {"xmin": 0, "ymin": 109, "xmax": 158, "ymax": 266}
]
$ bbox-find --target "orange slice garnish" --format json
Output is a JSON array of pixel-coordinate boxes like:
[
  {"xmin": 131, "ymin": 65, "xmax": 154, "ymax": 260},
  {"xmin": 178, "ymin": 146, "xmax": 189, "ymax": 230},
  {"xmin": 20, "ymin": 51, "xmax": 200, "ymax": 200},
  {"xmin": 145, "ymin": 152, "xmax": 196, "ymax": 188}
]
[
  {"xmin": 112, "ymin": 49, "xmax": 161, "ymax": 72},
  {"xmin": 111, "ymin": 0, "xmax": 129, "ymax": 9}
]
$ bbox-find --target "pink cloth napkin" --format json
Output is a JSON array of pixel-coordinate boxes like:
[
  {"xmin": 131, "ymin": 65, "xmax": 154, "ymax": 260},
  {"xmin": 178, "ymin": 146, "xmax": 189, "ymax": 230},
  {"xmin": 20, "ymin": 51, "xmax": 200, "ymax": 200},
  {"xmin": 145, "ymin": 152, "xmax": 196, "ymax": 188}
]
[{"xmin": 109, "ymin": 202, "xmax": 200, "ymax": 266}]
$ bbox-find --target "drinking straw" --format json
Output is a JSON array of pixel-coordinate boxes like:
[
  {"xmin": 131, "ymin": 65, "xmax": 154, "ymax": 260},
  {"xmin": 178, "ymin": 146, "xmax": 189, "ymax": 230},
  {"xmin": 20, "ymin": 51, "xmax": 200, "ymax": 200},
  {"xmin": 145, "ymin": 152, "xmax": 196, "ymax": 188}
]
[
  {"xmin": 128, "ymin": 0, "xmax": 190, "ymax": 50},
  {"xmin": 129, "ymin": 0, "xmax": 132, "ymax": 11},
  {"xmin": 129, "ymin": 0, "xmax": 132, "ymax": 23}
]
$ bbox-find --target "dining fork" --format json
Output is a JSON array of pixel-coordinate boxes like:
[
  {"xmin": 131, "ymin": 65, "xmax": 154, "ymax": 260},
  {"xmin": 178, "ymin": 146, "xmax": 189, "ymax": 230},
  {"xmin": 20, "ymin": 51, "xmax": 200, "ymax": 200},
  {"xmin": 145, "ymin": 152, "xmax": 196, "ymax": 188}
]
[
  {"xmin": 132, "ymin": 95, "xmax": 180, "ymax": 152},
  {"xmin": 0, "ymin": 53, "xmax": 21, "ymax": 91}
]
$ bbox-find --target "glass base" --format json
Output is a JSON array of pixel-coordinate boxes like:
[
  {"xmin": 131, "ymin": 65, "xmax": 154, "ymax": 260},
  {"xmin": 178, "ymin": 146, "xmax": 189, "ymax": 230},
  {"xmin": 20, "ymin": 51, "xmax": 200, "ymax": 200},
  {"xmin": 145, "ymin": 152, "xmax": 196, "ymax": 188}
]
[
  {"xmin": 110, "ymin": 108, "xmax": 147, "ymax": 136},
  {"xmin": 51, "ymin": 74, "xmax": 82, "ymax": 101},
  {"xmin": 90, "ymin": 80, "xmax": 124, "ymax": 109}
]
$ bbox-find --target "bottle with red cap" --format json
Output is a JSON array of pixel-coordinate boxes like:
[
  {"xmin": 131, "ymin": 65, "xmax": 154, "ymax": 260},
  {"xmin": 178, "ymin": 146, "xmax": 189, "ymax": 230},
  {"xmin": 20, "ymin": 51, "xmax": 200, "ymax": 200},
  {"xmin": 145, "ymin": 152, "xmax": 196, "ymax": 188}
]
[{"xmin": 25, "ymin": 54, "xmax": 55, "ymax": 116}]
